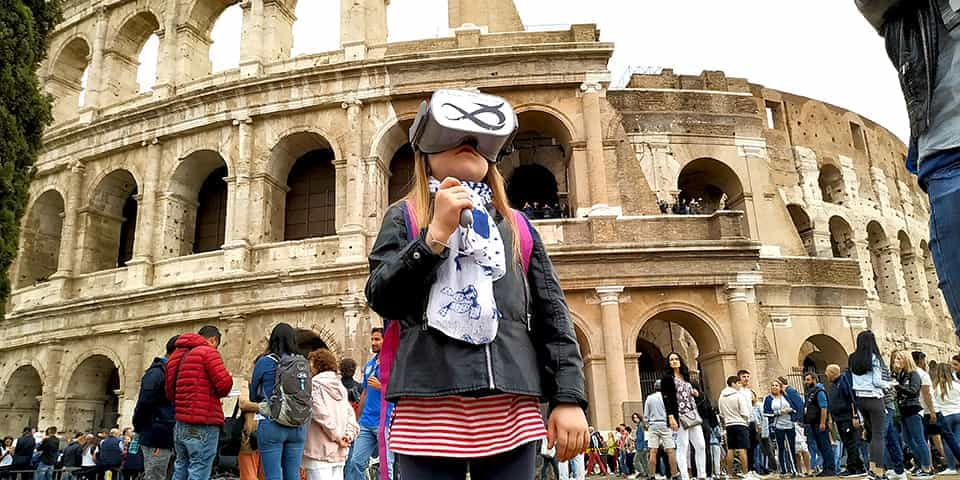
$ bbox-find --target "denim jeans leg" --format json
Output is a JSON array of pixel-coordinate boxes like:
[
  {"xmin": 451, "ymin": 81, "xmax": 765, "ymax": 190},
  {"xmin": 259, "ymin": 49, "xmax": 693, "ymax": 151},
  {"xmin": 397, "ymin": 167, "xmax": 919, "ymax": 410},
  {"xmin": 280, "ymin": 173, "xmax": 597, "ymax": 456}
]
[
  {"xmin": 281, "ymin": 424, "xmax": 306, "ymax": 480},
  {"xmin": 884, "ymin": 413, "xmax": 905, "ymax": 473},
  {"xmin": 813, "ymin": 429, "xmax": 836, "ymax": 474},
  {"xmin": 926, "ymin": 164, "xmax": 960, "ymax": 335},
  {"xmin": 344, "ymin": 426, "xmax": 378, "ymax": 480},
  {"xmin": 178, "ymin": 423, "xmax": 219, "ymax": 480},
  {"xmin": 936, "ymin": 413, "xmax": 960, "ymax": 469},
  {"xmin": 258, "ymin": 419, "xmax": 286, "ymax": 480},
  {"xmin": 903, "ymin": 414, "xmax": 932, "ymax": 469},
  {"xmin": 172, "ymin": 422, "xmax": 190, "ymax": 480}
]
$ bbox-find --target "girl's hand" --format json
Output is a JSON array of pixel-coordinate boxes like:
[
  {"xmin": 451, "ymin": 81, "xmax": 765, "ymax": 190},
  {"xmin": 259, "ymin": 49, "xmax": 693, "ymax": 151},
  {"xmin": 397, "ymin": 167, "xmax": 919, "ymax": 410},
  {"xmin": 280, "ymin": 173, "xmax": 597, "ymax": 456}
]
[
  {"xmin": 691, "ymin": 388, "xmax": 700, "ymax": 398},
  {"xmin": 427, "ymin": 177, "xmax": 473, "ymax": 251},
  {"xmin": 547, "ymin": 404, "xmax": 588, "ymax": 462}
]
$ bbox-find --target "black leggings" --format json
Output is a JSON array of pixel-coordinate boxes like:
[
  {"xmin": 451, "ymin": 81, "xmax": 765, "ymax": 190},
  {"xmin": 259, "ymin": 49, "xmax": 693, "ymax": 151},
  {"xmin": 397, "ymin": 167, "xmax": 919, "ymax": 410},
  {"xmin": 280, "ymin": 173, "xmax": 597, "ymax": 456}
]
[
  {"xmin": 858, "ymin": 396, "xmax": 887, "ymax": 467},
  {"xmin": 396, "ymin": 441, "xmax": 536, "ymax": 480}
]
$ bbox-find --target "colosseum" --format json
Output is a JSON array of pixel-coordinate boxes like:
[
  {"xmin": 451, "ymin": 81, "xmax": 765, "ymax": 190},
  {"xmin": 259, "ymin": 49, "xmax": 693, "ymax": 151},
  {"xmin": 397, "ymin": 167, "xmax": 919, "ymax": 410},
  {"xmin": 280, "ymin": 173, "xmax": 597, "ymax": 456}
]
[{"xmin": 1, "ymin": 0, "xmax": 952, "ymax": 433}]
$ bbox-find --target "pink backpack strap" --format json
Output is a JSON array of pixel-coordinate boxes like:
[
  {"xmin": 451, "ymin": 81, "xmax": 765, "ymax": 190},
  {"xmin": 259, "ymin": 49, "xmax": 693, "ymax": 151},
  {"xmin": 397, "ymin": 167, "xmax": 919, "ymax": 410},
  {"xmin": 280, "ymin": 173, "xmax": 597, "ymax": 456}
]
[
  {"xmin": 377, "ymin": 201, "xmax": 419, "ymax": 480},
  {"xmin": 513, "ymin": 209, "xmax": 534, "ymax": 275}
]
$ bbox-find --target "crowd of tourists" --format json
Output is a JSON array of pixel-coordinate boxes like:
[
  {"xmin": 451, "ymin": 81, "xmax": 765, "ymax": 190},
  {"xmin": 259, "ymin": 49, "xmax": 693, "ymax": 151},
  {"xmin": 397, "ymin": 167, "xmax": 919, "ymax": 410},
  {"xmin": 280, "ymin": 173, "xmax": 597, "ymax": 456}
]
[{"xmin": 537, "ymin": 331, "xmax": 960, "ymax": 480}]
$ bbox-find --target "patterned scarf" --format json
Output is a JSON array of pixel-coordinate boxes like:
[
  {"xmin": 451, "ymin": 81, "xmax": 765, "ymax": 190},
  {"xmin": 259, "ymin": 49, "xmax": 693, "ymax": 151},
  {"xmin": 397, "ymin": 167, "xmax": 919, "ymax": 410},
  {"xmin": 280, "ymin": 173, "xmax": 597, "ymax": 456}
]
[{"xmin": 426, "ymin": 177, "xmax": 506, "ymax": 345}]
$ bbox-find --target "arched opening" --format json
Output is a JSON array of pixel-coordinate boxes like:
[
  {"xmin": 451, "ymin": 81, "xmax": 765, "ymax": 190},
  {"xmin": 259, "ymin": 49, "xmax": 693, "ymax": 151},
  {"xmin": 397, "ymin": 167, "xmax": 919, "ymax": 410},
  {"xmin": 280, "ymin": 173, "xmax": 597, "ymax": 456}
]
[
  {"xmin": 798, "ymin": 335, "xmax": 848, "ymax": 374},
  {"xmin": 79, "ymin": 170, "xmax": 139, "ymax": 273},
  {"xmin": 636, "ymin": 309, "xmax": 723, "ymax": 400},
  {"xmin": 16, "ymin": 191, "xmax": 65, "ymax": 288},
  {"xmin": 165, "ymin": 151, "xmax": 229, "ymax": 257},
  {"xmin": 867, "ymin": 221, "xmax": 899, "ymax": 304},
  {"xmin": 209, "ymin": 4, "xmax": 242, "ymax": 73},
  {"xmin": 291, "ymin": 0, "xmax": 341, "ymax": 56},
  {"xmin": 787, "ymin": 204, "xmax": 815, "ymax": 257},
  {"xmin": 0, "ymin": 366, "xmax": 42, "ymax": 435},
  {"xmin": 64, "ymin": 355, "xmax": 121, "ymax": 433},
  {"xmin": 818, "ymin": 164, "xmax": 846, "ymax": 205},
  {"xmin": 388, "ymin": 143, "xmax": 415, "ymax": 205},
  {"xmin": 921, "ymin": 241, "xmax": 948, "ymax": 318},
  {"xmin": 48, "ymin": 37, "xmax": 91, "ymax": 121},
  {"xmin": 105, "ymin": 12, "xmax": 161, "ymax": 102},
  {"xmin": 899, "ymin": 231, "xmax": 924, "ymax": 305},
  {"xmin": 501, "ymin": 110, "xmax": 573, "ymax": 219},
  {"xmin": 677, "ymin": 158, "xmax": 746, "ymax": 216},
  {"xmin": 269, "ymin": 132, "xmax": 337, "ymax": 242},
  {"xmin": 828, "ymin": 216, "xmax": 856, "ymax": 259}
]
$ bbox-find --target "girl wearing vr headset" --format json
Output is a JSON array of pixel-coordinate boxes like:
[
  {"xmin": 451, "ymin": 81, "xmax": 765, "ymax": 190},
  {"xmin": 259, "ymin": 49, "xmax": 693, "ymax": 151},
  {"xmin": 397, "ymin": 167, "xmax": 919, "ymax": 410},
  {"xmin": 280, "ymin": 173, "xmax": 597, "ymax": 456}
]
[{"xmin": 364, "ymin": 89, "xmax": 589, "ymax": 479}]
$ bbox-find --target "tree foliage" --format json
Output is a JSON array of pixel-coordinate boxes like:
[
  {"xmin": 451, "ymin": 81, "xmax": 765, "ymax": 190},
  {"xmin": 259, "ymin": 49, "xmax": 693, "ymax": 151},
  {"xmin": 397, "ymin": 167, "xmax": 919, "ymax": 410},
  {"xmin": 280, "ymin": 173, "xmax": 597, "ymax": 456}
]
[{"xmin": 0, "ymin": 0, "xmax": 62, "ymax": 317}]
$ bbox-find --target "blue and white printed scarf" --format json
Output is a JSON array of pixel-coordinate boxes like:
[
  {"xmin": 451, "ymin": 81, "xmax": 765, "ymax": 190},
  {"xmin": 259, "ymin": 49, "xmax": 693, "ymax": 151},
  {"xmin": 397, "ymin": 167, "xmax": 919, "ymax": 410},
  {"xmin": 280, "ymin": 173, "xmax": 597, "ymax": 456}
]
[{"xmin": 426, "ymin": 177, "xmax": 506, "ymax": 345}]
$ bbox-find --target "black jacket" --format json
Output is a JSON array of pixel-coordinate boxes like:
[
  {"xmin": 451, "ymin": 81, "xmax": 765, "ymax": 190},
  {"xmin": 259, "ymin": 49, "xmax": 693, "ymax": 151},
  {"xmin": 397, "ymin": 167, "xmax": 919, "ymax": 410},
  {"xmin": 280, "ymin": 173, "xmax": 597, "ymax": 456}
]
[
  {"xmin": 132, "ymin": 357, "xmax": 175, "ymax": 449},
  {"xmin": 12, "ymin": 434, "xmax": 34, "ymax": 467},
  {"xmin": 857, "ymin": 0, "xmax": 959, "ymax": 147},
  {"xmin": 660, "ymin": 374, "xmax": 690, "ymax": 420},
  {"xmin": 895, "ymin": 370, "xmax": 924, "ymax": 416},
  {"xmin": 365, "ymin": 204, "xmax": 587, "ymax": 410},
  {"xmin": 342, "ymin": 377, "xmax": 362, "ymax": 404},
  {"xmin": 61, "ymin": 441, "xmax": 83, "ymax": 468}
]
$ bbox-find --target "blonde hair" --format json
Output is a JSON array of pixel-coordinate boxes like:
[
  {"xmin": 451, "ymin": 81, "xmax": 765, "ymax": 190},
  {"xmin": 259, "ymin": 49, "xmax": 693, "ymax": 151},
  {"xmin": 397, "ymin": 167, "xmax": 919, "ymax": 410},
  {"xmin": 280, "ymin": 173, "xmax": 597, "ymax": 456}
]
[
  {"xmin": 932, "ymin": 363, "xmax": 955, "ymax": 401},
  {"xmin": 894, "ymin": 350, "xmax": 918, "ymax": 373},
  {"xmin": 404, "ymin": 150, "xmax": 520, "ymax": 254}
]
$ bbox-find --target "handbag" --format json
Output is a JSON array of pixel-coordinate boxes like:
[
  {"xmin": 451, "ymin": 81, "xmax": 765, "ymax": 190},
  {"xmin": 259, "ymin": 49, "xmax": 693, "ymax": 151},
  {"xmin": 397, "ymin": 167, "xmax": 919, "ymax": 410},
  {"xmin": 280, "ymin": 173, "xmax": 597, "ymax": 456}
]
[
  {"xmin": 220, "ymin": 400, "xmax": 244, "ymax": 457},
  {"xmin": 679, "ymin": 410, "xmax": 702, "ymax": 429}
]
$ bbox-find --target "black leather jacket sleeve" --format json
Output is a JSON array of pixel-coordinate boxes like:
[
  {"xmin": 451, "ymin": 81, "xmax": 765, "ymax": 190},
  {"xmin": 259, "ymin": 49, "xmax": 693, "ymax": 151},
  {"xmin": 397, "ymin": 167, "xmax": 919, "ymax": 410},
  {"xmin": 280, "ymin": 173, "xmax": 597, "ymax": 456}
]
[
  {"xmin": 527, "ymin": 225, "xmax": 588, "ymax": 410},
  {"xmin": 856, "ymin": 0, "xmax": 910, "ymax": 31},
  {"xmin": 365, "ymin": 204, "xmax": 448, "ymax": 321}
]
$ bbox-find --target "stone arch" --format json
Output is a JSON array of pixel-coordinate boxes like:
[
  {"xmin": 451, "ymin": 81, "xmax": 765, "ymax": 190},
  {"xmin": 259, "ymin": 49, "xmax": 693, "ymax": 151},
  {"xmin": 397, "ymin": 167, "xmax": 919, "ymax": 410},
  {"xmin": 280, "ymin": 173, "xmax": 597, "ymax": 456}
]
[
  {"xmin": 867, "ymin": 221, "xmax": 899, "ymax": 304},
  {"xmin": 181, "ymin": 0, "xmax": 242, "ymax": 81},
  {"xmin": 920, "ymin": 240, "xmax": 948, "ymax": 317},
  {"xmin": 677, "ymin": 157, "xmax": 746, "ymax": 215},
  {"xmin": 16, "ymin": 189, "xmax": 65, "ymax": 288},
  {"xmin": 0, "ymin": 365, "xmax": 43, "ymax": 435},
  {"xmin": 62, "ymin": 353, "xmax": 122, "ymax": 433},
  {"xmin": 786, "ymin": 204, "xmax": 815, "ymax": 257},
  {"xmin": 828, "ymin": 215, "xmax": 857, "ymax": 259},
  {"xmin": 369, "ymin": 113, "xmax": 419, "ymax": 167},
  {"xmin": 568, "ymin": 309, "xmax": 596, "ymax": 356},
  {"xmin": 267, "ymin": 131, "xmax": 338, "ymax": 242},
  {"xmin": 164, "ymin": 150, "xmax": 230, "ymax": 257},
  {"xmin": 78, "ymin": 169, "xmax": 139, "ymax": 273},
  {"xmin": 104, "ymin": 10, "xmax": 161, "ymax": 102},
  {"xmin": 48, "ymin": 36, "xmax": 91, "ymax": 121},
  {"xmin": 798, "ymin": 334, "xmax": 848, "ymax": 373},
  {"xmin": 818, "ymin": 164, "xmax": 846, "ymax": 205},
  {"xmin": 501, "ymin": 108, "xmax": 575, "ymax": 218},
  {"xmin": 369, "ymin": 115, "xmax": 417, "ymax": 209}
]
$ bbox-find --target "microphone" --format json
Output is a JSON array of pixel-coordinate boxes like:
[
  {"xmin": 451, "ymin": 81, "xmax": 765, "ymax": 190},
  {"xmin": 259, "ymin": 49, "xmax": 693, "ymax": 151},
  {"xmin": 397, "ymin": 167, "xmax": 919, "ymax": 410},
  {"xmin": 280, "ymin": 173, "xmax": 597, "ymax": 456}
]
[{"xmin": 460, "ymin": 209, "xmax": 473, "ymax": 228}]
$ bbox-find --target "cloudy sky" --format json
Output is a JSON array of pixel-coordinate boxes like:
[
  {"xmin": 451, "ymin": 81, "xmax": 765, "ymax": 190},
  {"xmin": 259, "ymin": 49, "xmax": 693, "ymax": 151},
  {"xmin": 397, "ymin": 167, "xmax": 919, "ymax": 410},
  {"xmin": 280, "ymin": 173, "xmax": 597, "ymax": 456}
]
[{"xmin": 138, "ymin": 0, "xmax": 908, "ymax": 141}]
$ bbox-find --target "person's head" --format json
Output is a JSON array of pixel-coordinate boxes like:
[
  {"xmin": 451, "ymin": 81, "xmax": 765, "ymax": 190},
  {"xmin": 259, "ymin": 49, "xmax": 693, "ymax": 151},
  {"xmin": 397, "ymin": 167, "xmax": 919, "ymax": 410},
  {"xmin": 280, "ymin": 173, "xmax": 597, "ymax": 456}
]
[
  {"xmin": 607, "ymin": 432, "xmax": 615, "ymax": 441},
  {"xmin": 45, "ymin": 427, "xmax": 57, "ymax": 436},
  {"xmin": 932, "ymin": 362, "xmax": 955, "ymax": 399},
  {"xmin": 894, "ymin": 350, "xmax": 917, "ymax": 373},
  {"xmin": 370, "ymin": 328, "xmax": 384, "ymax": 354},
  {"xmin": 198, "ymin": 325, "xmax": 222, "ymax": 349},
  {"xmin": 738, "ymin": 370, "xmax": 750, "ymax": 387},
  {"xmin": 667, "ymin": 352, "xmax": 690, "ymax": 379},
  {"xmin": 3, "ymin": 437, "xmax": 12, "ymax": 448},
  {"xmin": 109, "ymin": 428, "xmax": 119, "ymax": 438},
  {"xmin": 631, "ymin": 412, "xmax": 641, "ymax": 424},
  {"xmin": 803, "ymin": 373, "xmax": 818, "ymax": 388},
  {"xmin": 727, "ymin": 375, "xmax": 740, "ymax": 388},
  {"xmin": 165, "ymin": 335, "xmax": 179, "ymax": 357},
  {"xmin": 770, "ymin": 379, "xmax": 784, "ymax": 396},
  {"xmin": 122, "ymin": 427, "xmax": 133, "ymax": 437},
  {"xmin": 849, "ymin": 330, "xmax": 882, "ymax": 375},
  {"xmin": 615, "ymin": 425, "xmax": 622, "ymax": 433},
  {"xmin": 912, "ymin": 350, "xmax": 927, "ymax": 369},
  {"xmin": 308, "ymin": 348, "xmax": 338, "ymax": 376},
  {"xmin": 654, "ymin": 379, "xmax": 662, "ymax": 392},
  {"xmin": 21, "ymin": 427, "xmax": 31, "ymax": 436},
  {"xmin": 73, "ymin": 432, "xmax": 84, "ymax": 441},
  {"xmin": 267, "ymin": 323, "xmax": 299, "ymax": 357},
  {"xmin": 952, "ymin": 354, "xmax": 960, "ymax": 374},
  {"xmin": 340, "ymin": 358, "xmax": 357, "ymax": 378},
  {"xmin": 776, "ymin": 376, "xmax": 790, "ymax": 389},
  {"xmin": 625, "ymin": 426, "xmax": 632, "ymax": 434},
  {"xmin": 825, "ymin": 364, "xmax": 841, "ymax": 381}
]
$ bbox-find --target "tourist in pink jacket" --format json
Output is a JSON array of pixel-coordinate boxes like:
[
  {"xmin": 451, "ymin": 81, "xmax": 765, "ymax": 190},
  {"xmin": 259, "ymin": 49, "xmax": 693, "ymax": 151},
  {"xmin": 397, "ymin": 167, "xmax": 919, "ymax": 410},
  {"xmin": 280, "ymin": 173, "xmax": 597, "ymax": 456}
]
[{"xmin": 303, "ymin": 349, "xmax": 360, "ymax": 480}]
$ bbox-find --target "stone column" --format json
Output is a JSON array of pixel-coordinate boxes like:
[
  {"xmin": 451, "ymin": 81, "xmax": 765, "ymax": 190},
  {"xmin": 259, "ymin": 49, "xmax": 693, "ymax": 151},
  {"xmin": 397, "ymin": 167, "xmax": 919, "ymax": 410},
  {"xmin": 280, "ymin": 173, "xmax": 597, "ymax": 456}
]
[
  {"xmin": 338, "ymin": 99, "xmax": 366, "ymax": 263},
  {"xmin": 51, "ymin": 162, "xmax": 85, "ymax": 298},
  {"xmin": 119, "ymin": 330, "xmax": 144, "ymax": 426},
  {"xmin": 224, "ymin": 118, "xmax": 254, "ymax": 271},
  {"xmin": 341, "ymin": 298, "xmax": 366, "ymax": 362},
  {"xmin": 855, "ymin": 237, "xmax": 879, "ymax": 300},
  {"xmin": 580, "ymin": 82, "xmax": 616, "ymax": 217},
  {"xmin": 623, "ymin": 353, "xmax": 642, "ymax": 402},
  {"xmin": 793, "ymin": 147, "xmax": 822, "ymax": 205},
  {"xmin": 597, "ymin": 286, "xmax": 628, "ymax": 426},
  {"xmin": 883, "ymin": 244, "xmax": 911, "ymax": 310},
  {"xmin": 871, "ymin": 167, "xmax": 891, "ymax": 212},
  {"xmin": 79, "ymin": 6, "xmax": 109, "ymax": 121},
  {"xmin": 127, "ymin": 139, "xmax": 163, "ymax": 287},
  {"xmin": 340, "ymin": 0, "xmax": 386, "ymax": 60},
  {"xmin": 238, "ymin": 0, "xmax": 265, "ymax": 77},
  {"xmin": 38, "ymin": 343, "xmax": 64, "ymax": 428},
  {"xmin": 223, "ymin": 315, "xmax": 247, "ymax": 377},
  {"xmin": 725, "ymin": 280, "xmax": 759, "ymax": 377}
]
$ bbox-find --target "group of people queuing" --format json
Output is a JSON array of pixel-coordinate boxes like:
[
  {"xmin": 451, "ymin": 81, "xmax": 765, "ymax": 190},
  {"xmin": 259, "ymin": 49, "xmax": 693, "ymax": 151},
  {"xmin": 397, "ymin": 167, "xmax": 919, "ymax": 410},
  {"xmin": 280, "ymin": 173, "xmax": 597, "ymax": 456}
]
[
  {"xmin": 0, "ymin": 427, "xmax": 140, "ymax": 480},
  {"xmin": 596, "ymin": 332, "xmax": 960, "ymax": 480}
]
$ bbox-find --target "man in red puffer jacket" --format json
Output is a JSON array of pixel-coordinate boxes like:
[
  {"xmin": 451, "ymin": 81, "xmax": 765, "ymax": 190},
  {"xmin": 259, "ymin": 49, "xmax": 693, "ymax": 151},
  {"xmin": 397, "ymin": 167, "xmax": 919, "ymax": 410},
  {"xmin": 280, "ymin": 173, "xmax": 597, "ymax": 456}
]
[{"xmin": 165, "ymin": 325, "xmax": 233, "ymax": 480}]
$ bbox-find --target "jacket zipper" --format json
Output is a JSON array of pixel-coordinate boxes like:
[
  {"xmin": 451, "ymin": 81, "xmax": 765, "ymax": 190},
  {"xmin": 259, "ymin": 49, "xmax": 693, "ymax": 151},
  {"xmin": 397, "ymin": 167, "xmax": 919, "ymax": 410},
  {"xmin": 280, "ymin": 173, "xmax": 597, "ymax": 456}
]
[{"xmin": 521, "ymin": 260, "xmax": 531, "ymax": 332}]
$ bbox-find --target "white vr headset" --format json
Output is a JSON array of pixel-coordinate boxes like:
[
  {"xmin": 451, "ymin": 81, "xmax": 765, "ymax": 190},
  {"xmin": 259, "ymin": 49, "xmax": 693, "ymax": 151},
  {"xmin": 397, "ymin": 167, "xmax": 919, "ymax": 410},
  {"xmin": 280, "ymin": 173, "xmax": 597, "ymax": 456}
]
[{"xmin": 409, "ymin": 89, "xmax": 519, "ymax": 163}]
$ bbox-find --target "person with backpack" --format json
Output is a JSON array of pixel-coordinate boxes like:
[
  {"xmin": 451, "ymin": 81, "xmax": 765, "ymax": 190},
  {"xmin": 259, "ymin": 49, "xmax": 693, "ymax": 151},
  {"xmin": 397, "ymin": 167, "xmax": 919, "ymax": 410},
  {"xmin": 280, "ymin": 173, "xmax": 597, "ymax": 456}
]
[
  {"xmin": 133, "ymin": 336, "xmax": 178, "ymax": 480},
  {"xmin": 165, "ymin": 325, "xmax": 234, "ymax": 480},
  {"xmin": 338, "ymin": 358, "xmax": 362, "ymax": 419},
  {"xmin": 342, "ymin": 328, "xmax": 392, "ymax": 480},
  {"xmin": 250, "ymin": 323, "xmax": 312, "ymax": 480},
  {"xmin": 96, "ymin": 429, "xmax": 124, "ymax": 480},
  {"xmin": 824, "ymin": 365, "xmax": 865, "ymax": 477},
  {"xmin": 364, "ymin": 89, "xmax": 588, "ymax": 479},
  {"xmin": 802, "ymin": 373, "xmax": 836, "ymax": 477}
]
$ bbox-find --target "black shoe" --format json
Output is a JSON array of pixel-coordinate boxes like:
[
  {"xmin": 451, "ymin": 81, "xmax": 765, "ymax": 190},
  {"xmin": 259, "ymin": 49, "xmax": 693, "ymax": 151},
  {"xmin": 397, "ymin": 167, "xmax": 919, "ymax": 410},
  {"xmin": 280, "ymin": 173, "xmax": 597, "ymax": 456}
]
[
  {"xmin": 839, "ymin": 471, "xmax": 868, "ymax": 478},
  {"xmin": 867, "ymin": 471, "xmax": 887, "ymax": 480},
  {"xmin": 915, "ymin": 471, "xmax": 935, "ymax": 479}
]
